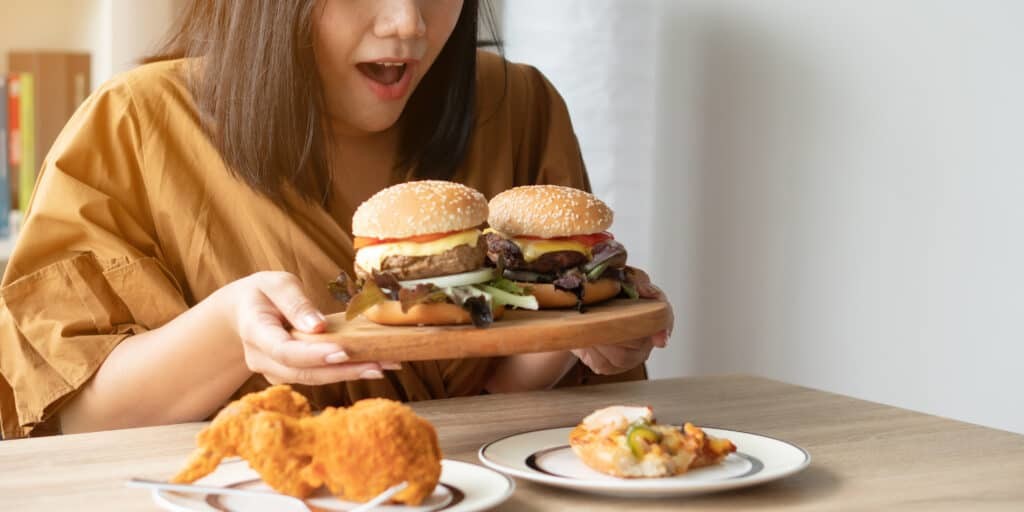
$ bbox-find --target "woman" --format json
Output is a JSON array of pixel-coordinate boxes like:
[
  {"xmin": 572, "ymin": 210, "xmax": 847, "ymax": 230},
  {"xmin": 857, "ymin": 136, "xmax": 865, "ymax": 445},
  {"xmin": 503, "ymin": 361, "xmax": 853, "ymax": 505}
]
[{"xmin": 0, "ymin": 0, "xmax": 671, "ymax": 439}]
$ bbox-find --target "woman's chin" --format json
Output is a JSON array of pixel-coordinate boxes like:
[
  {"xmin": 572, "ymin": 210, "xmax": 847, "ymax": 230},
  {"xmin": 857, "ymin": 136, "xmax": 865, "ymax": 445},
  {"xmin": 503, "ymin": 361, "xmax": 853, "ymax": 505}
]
[
  {"xmin": 364, "ymin": 115, "xmax": 403, "ymax": 133},
  {"xmin": 333, "ymin": 109, "xmax": 404, "ymax": 136}
]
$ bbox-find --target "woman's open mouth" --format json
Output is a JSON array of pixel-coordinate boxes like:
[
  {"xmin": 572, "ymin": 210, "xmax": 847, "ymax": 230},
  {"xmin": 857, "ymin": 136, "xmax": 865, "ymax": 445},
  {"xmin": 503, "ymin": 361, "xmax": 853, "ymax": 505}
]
[{"xmin": 357, "ymin": 61, "xmax": 416, "ymax": 101}]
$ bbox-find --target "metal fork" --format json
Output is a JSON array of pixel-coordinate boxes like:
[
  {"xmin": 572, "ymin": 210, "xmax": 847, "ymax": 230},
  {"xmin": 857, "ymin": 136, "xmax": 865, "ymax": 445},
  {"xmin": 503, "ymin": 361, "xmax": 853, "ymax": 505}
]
[{"xmin": 127, "ymin": 478, "xmax": 408, "ymax": 511}]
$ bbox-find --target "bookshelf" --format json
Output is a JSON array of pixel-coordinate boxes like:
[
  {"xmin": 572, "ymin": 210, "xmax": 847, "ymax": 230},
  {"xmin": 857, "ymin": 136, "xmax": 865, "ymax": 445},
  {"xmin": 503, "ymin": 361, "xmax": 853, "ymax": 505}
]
[{"xmin": 0, "ymin": 0, "xmax": 181, "ymax": 273}]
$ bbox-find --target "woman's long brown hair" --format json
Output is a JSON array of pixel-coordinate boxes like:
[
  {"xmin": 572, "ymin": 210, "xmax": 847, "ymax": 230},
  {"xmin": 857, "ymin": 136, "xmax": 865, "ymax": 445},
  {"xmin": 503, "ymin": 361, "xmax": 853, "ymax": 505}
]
[{"xmin": 147, "ymin": 0, "xmax": 486, "ymax": 208}]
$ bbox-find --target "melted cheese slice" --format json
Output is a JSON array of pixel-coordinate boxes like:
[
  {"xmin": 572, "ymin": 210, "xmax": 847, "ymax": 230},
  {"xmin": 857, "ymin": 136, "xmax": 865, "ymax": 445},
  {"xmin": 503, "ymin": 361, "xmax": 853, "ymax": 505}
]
[
  {"xmin": 355, "ymin": 229, "xmax": 480, "ymax": 272},
  {"xmin": 483, "ymin": 228, "xmax": 591, "ymax": 262},
  {"xmin": 515, "ymin": 239, "xmax": 591, "ymax": 262}
]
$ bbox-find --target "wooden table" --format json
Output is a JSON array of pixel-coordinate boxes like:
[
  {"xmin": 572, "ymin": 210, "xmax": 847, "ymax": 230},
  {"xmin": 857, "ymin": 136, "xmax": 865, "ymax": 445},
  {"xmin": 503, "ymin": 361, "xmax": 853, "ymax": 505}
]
[{"xmin": 2, "ymin": 375, "xmax": 1023, "ymax": 510}]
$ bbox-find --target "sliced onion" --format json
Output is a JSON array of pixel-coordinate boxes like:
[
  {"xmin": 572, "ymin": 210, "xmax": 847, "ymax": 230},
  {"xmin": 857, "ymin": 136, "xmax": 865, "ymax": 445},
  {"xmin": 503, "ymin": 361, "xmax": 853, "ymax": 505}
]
[
  {"xmin": 444, "ymin": 285, "xmax": 490, "ymax": 305},
  {"xmin": 477, "ymin": 285, "xmax": 539, "ymax": 310},
  {"xmin": 398, "ymin": 268, "xmax": 496, "ymax": 289}
]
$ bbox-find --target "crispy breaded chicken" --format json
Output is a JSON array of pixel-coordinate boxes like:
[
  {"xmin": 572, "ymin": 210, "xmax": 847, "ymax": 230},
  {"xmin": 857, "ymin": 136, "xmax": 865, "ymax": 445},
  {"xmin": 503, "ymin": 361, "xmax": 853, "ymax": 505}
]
[
  {"xmin": 171, "ymin": 385, "xmax": 317, "ymax": 497},
  {"xmin": 172, "ymin": 386, "xmax": 442, "ymax": 506},
  {"xmin": 303, "ymin": 399, "xmax": 443, "ymax": 505},
  {"xmin": 569, "ymin": 405, "xmax": 736, "ymax": 478}
]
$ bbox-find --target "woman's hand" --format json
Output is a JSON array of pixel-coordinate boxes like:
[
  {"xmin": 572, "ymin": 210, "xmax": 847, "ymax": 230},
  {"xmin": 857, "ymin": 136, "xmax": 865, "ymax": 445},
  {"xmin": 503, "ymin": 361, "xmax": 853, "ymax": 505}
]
[
  {"xmin": 485, "ymin": 291, "xmax": 673, "ymax": 393},
  {"xmin": 571, "ymin": 289, "xmax": 674, "ymax": 375},
  {"xmin": 224, "ymin": 271, "xmax": 399, "ymax": 385}
]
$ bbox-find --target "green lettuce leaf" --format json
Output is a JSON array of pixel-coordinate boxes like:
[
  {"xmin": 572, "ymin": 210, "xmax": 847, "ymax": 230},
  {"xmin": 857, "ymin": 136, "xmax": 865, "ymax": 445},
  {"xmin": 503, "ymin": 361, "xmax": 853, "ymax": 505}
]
[{"xmin": 344, "ymin": 279, "xmax": 389, "ymax": 321}]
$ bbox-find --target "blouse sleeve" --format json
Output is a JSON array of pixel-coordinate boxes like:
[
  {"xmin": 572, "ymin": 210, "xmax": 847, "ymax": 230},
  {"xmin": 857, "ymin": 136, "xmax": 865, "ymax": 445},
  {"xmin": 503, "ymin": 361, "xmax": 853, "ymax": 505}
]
[{"xmin": 0, "ymin": 78, "xmax": 188, "ymax": 438}]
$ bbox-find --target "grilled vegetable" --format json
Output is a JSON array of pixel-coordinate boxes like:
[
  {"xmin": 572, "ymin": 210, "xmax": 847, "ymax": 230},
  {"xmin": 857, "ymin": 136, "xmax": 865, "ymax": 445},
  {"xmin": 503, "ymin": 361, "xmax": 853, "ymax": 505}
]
[{"xmin": 626, "ymin": 422, "xmax": 662, "ymax": 459}]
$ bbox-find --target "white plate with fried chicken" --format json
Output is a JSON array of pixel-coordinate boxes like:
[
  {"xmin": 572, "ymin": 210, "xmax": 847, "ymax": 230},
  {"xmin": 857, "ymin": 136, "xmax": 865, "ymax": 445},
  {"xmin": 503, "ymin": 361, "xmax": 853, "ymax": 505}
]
[
  {"xmin": 478, "ymin": 406, "xmax": 810, "ymax": 498},
  {"xmin": 149, "ymin": 385, "xmax": 514, "ymax": 511},
  {"xmin": 153, "ymin": 458, "xmax": 513, "ymax": 511}
]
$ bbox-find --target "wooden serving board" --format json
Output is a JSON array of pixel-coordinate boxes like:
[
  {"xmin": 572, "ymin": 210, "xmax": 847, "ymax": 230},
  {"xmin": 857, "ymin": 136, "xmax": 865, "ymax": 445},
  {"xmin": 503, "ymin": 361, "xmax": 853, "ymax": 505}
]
[{"xmin": 291, "ymin": 299, "xmax": 671, "ymax": 362}]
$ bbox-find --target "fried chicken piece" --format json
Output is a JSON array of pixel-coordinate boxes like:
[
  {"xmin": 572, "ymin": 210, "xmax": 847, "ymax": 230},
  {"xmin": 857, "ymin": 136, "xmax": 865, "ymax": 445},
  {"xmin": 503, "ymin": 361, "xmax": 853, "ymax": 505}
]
[
  {"xmin": 172, "ymin": 388, "xmax": 442, "ymax": 505},
  {"xmin": 171, "ymin": 385, "xmax": 318, "ymax": 498},
  {"xmin": 569, "ymin": 405, "xmax": 736, "ymax": 478},
  {"xmin": 303, "ymin": 399, "xmax": 443, "ymax": 506}
]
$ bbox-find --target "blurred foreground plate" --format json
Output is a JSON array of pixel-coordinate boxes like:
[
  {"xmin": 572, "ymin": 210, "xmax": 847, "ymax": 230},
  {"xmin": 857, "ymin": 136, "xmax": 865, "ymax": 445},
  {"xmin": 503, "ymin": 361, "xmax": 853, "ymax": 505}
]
[{"xmin": 152, "ymin": 459, "xmax": 513, "ymax": 512}]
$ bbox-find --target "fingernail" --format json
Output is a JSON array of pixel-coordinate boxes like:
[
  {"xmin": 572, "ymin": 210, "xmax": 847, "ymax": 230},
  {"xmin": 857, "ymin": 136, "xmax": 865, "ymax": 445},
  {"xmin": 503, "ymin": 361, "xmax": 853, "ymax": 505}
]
[
  {"xmin": 654, "ymin": 332, "xmax": 669, "ymax": 348},
  {"xmin": 360, "ymin": 369, "xmax": 384, "ymax": 380},
  {"xmin": 325, "ymin": 351, "xmax": 349, "ymax": 364},
  {"xmin": 382, "ymin": 362, "xmax": 402, "ymax": 371},
  {"xmin": 301, "ymin": 311, "xmax": 321, "ymax": 331}
]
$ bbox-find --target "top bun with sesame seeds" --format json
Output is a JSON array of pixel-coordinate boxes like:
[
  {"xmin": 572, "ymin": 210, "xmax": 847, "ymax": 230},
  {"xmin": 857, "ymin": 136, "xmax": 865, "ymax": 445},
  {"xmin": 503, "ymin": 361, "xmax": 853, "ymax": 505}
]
[
  {"xmin": 487, "ymin": 185, "xmax": 613, "ymax": 239},
  {"xmin": 353, "ymin": 180, "xmax": 488, "ymax": 239}
]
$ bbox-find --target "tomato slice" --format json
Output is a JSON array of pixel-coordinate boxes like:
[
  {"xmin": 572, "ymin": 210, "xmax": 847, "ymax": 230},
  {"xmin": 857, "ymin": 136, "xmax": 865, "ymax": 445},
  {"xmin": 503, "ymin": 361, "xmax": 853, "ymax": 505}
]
[
  {"xmin": 515, "ymin": 231, "xmax": 614, "ymax": 247},
  {"xmin": 353, "ymin": 230, "xmax": 467, "ymax": 249}
]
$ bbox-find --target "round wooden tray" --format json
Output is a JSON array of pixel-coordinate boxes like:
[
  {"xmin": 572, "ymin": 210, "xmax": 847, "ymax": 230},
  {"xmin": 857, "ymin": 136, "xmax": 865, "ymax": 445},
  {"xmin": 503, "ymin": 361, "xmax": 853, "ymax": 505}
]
[{"xmin": 291, "ymin": 299, "xmax": 671, "ymax": 362}]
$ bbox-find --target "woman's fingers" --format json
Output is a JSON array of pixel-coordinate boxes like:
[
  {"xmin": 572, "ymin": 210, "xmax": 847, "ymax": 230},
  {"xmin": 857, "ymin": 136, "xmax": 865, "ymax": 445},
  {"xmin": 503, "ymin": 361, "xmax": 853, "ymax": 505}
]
[
  {"xmin": 576, "ymin": 347, "xmax": 615, "ymax": 375},
  {"xmin": 239, "ymin": 311, "xmax": 389, "ymax": 384},
  {"xmin": 259, "ymin": 357, "xmax": 387, "ymax": 386},
  {"xmin": 254, "ymin": 271, "xmax": 326, "ymax": 334},
  {"xmin": 650, "ymin": 289, "xmax": 675, "ymax": 340},
  {"xmin": 573, "ymin": 335, "xmax": 662, "ymax": 375},
  {"xmin": 238, "ymin": 306, "xmax": 335, "ymax": 365},
  {"xmin": 273, "ymin": 341, "xmax": 351, "ymax": 368},
  {"xmin": 651, "ymin": 330, "xmax": 669, "ymax": 348},
  {"xmin": 230, "ymin": 271, "xmax": 401, "ymax": 385},
  {"xmin": 604, "ymin": 342, "xmax": 651, "ymax": 370},
  {"xmin": 615, "ymin": 337, "xmax": 656, "ymax": 351}
]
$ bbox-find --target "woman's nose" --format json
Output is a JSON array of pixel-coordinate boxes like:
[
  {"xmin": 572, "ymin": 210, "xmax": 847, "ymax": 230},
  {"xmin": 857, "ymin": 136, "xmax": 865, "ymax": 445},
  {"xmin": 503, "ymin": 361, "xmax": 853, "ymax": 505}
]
[{"xmin": 374, "ymin": 0, "xmax": 428, "ymax": 40}]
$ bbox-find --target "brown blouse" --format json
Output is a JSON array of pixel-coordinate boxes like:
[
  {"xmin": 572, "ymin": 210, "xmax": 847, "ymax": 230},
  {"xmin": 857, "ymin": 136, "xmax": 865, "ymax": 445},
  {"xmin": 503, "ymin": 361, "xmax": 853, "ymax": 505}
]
[{"xmin": 0, "ymin": 50, "xmax": 644, "ymax": 439}]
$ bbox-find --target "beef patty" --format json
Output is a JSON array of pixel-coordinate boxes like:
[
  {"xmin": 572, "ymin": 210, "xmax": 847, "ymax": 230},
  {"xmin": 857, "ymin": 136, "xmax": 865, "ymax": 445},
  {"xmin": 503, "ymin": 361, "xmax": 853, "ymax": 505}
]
[
  {"xmin": 484, "ymin": 232, "xmax": 590, "ymax": 274},
  {"xmin": 356, "ymin": 237, "xmax": 487, "ymax": 281}
]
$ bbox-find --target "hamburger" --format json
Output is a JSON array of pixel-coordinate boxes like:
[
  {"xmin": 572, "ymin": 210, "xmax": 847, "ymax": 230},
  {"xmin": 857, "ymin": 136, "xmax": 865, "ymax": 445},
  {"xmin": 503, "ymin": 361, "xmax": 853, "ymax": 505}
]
[
  {"xmin": 329, "ymin": 180, "xmax": 538, "ymax": 327},
  {"xmin": 484, "ymin": 185, "xmax": 660, "ymax": 310}
]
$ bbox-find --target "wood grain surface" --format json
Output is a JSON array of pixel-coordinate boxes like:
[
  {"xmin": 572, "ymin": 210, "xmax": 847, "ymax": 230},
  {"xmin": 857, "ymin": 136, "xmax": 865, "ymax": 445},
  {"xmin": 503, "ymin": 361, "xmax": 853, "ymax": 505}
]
[
  {"xmin": 2, "ymin": 375, "xmax": 1022, "ymax": 511},
  {"xmin": 291, "ymin": 299, "xmax": 671, "ymax": 362}
]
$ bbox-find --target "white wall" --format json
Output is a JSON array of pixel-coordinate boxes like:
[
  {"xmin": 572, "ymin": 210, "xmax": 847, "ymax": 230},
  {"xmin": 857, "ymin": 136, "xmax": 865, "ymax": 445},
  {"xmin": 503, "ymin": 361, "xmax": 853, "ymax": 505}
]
[
  {"xmin": 0, "ymin": 0, "xmax": 105, "ymax": 86},
  {"xmin": 505, "ymin": 0, "xmax": 1024, "ymax": 434},
  {"xmin": 108, "ymin": 0, "xmax": 178, "ymax": 78},
  {"xmin": 0, "ymin": 0, "xmax": 180, "ymax": 90}
]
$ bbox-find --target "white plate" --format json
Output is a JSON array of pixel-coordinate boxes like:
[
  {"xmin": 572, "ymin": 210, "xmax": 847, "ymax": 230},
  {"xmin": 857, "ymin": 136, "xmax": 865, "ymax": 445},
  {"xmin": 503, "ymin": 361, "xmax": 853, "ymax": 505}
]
[
  {"xmin": 152, "ymin": 458, "xmax": 514, "ymax": 511},
  {"xmin": 478, "ymin": 426, "xmax": 810, "ymax": 498}
]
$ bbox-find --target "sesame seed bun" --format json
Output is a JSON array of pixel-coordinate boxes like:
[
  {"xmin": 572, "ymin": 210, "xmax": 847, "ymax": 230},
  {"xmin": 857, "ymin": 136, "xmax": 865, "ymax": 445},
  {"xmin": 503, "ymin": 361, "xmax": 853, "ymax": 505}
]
[
  {"xmin": 488, "ymin": 185, "xmax": 614, "ymax": 238},
  {"xmin": 525, "ymin": 278, "xmax": 622, "ymax": 308},
  {"xmin": 353, "ymin": 180, "xmax": 488, "ymax": 239},
  {"xmin": 362, "ymin": 301, "xmax": 505, "ymax": 326}
]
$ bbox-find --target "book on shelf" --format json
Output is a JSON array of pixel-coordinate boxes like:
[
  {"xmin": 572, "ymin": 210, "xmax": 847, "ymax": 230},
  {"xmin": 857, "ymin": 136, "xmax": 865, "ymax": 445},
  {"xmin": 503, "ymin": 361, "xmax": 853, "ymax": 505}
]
[
  {"xmin": 6, "ymin": 74, "xmax": 21, "ymax": 224},
  {"xmin": 7, "ymin": 51, "xmax": 91, "ymax": 212},
  {"xmin": 17, "ymin": 73, "xmax": 35, "ymax": 214}
]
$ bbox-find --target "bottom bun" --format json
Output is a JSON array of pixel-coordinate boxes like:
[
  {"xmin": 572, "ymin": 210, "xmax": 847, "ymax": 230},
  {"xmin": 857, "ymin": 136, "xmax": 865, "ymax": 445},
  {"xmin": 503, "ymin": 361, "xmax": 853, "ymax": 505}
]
[
  {"xmin": 362, "ymin": 301, "xmax": 505, "ymax": 326},
  {"xmin": 524, "ymin": 278, "xmax": 622, "ymax": 309}
]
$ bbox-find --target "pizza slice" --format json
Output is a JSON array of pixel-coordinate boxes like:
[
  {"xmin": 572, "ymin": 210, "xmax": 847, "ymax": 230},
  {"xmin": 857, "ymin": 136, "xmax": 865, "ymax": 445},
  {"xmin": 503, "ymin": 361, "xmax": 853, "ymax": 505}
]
[{"xmin": 569, "ymin": 405, "xmax": 736, "ymax": 478}]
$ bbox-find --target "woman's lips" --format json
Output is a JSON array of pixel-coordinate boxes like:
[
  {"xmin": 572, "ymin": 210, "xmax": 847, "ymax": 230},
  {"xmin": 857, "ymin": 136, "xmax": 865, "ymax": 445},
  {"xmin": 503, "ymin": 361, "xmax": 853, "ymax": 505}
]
[{"xmin": 357, "ymin": 61, "xmax": 417, "ymax": 101}]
